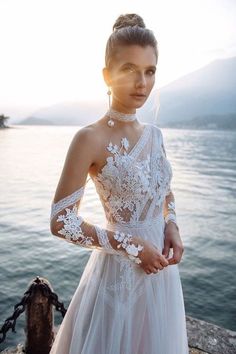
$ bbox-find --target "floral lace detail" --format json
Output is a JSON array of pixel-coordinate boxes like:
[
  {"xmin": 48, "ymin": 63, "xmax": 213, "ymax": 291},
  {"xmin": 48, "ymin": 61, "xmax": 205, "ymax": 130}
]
[
  {"xmin": 106, "ymin": 258, "xmax": 135, "ymax": 292},
  {"xmin": 93, "ymin": 126, "xmax": 153, "ymax": 224},
  {"xmin": 153, "ymin": 152, "xmax": 172, "ymax": 207},
  {"xmin": 104, "ymin": 256, "xmax": 147, "ymax": 307},
  {"xmin": 56, "ymin": 204, "xmax": 94, "ymax": 246},
  {"xmin": 91, "ymin": 124, "xmax": 173, "ymax": 227},
  {"xmin": 94, "ymin": 225, "xmax": 121, "ymax": 255},
  {"xmin": 50, "ymin": 186, "xmax": 85, "ymax": 221}
]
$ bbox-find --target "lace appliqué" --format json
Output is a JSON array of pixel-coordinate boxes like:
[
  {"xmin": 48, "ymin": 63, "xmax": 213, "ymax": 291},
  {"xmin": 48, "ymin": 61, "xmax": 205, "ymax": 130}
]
[
  {"xmin": 149, "ymin": 130, "xmax": 173, "ymax": 214},
  {"xmin": 50, "ymin": 186, "xmax": 85, "ymax": 221},
  {"xmin": 94, "ymin": 225, "xmax": 120, "ymax": 255},
  {"xmin": 153, "ymin": 154, "xmax": 172, "ymax": 206},
  {"xmin": 164, "ymin": 201, "xmax": 179, "ymax": 230},
  {"xmin": 50, "ymin": 185, "xmax": 143, "ymax": 261},
  {"xmin": 57, "ymin": 204, "xmax": 94, "ymax": 246},
  {"xmin": 160, "ymin": 136, "xmax": 172, "ymax": 197},
  {"xmin": 93, "ymin": 134, "xmax": 152, "ymax": 224},
  {"xmin": 104, "ymin": 257, "xmax": 145, "ymax": 306}
]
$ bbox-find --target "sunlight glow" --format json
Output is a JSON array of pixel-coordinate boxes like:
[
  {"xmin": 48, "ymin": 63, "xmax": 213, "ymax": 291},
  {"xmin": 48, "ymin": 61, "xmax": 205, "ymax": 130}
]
[{"xmin": 0, "ymin": 0, "xmax": 235, "ymax": 111}]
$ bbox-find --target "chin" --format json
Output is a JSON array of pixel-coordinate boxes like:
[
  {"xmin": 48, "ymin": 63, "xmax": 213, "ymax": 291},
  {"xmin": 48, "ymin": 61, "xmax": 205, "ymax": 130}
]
[
  {"xmin": 128, "ymin": 101, "xmax": 146, "ymax": 109},
  {"xmin": 135, "ymin": 102, "xmax": 146, "ymax": 109}
]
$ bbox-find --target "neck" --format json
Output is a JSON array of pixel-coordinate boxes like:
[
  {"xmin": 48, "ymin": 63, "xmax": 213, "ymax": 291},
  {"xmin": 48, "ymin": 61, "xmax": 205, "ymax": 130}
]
[
  {"xmin": 106, "ymin": 107, "xmax": 137, "ymax": 122},
  {"xmin": 111, "ymin": 102, "xmax": 136, "ymax": 115}
]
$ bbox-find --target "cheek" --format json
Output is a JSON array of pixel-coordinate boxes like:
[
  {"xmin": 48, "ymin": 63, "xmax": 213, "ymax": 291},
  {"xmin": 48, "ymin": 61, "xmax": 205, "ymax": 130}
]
[
  {"xmin": 115, "ymin": 75, "xmax": 133, "ymax": 86},
  {"xmin": 112, "ymin": 77, "xmax": 133, "ymax": 94},
  {"xmin": 148, "ymin": 75, "xmax": 156, "ymax": 87}
]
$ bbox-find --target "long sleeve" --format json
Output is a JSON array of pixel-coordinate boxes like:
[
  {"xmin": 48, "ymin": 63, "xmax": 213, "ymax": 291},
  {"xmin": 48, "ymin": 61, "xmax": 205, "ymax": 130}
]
[
  {"xmin": 50, "ymin": 128, "xmax": 144, "ymax": 264},
  {"xmin": 50, "ymin": 184, "xmax": 115, "ymax": 253},
  {"xmin": 159, "ymin": 129, "xmax": 178, "ymax": 230},
  {"xmin": 162, "ymin": 190, "xmax": 178, "ymax": 227},
  {"xmin": 159, "ymin": 129, "xmax": 172, "ymax": 197}
]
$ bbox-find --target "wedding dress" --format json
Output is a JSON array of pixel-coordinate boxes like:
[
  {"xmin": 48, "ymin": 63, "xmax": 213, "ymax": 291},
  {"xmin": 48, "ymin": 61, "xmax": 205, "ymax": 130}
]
[{"xmin": 49, "ymin": 122, "xmax": 189, "ymax": 354}]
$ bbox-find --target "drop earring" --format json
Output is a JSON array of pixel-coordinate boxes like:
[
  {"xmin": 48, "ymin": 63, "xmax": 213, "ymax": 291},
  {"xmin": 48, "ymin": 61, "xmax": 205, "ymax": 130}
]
[
  {"xmin": 107, "ymin": 87, "xmax": 115, "ymax": 127},
  {"xmin": 105, "ymin": 86, "xmax": 137, "ymax": 127},
  {"xmin": 107, "ymin": 87, "xmax": 111, "ymax": 108}
]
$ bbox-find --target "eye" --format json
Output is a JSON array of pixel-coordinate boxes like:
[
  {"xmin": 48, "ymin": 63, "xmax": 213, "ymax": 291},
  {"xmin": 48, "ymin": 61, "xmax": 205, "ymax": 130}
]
[
  {"xmin": 122, "ymin": 67, "xmax": 135, "ymax": 73},
  {"xmin": 146, "ymin": 69, "xmax": 156, "ymax": 75}
]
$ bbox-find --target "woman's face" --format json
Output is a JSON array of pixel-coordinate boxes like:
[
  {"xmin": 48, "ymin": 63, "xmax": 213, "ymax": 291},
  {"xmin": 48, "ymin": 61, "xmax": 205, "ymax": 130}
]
[{"xmin": 104, "ymin": 44, "xmax": 157, "ymax": 113}]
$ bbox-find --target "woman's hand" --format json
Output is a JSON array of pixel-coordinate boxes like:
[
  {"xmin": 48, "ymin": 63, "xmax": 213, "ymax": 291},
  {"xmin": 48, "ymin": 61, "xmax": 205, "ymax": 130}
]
[
  {"xmin": 132, "ymin": 236, "xmax": 169, "ymax": 275},
  {"xmin": 162, "ymin": 222, "xmax": 184, "ymax": 265}
]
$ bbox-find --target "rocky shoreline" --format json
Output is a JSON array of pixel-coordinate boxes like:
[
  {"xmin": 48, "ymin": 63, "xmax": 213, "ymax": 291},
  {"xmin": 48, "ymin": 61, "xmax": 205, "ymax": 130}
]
[{"xmin": 1, "ymin": 315, "xmax": 235, "ymax": 354}]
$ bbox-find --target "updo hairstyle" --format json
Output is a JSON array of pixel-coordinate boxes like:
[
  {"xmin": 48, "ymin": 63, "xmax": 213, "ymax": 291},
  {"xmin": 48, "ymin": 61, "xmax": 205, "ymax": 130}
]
[{"xmin": 105, "ymin": 13, "xmax": 158, "ymax": 70}]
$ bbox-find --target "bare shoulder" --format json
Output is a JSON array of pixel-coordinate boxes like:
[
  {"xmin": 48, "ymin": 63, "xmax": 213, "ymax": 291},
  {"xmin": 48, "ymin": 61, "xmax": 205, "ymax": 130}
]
[
  {"xmin": 71, "ymin": 122, "xmax": 105, "ymax": 162},
  {"xmin": 74, "ymin": 123, "xmax": 104, "ymax": 146}
]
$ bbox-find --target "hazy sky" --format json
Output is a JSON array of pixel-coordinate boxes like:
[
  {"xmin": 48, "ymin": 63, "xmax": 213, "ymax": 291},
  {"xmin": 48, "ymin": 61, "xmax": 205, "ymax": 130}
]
[{"xmin": 0, "ymin": 0, "xmax": 235, "ymax": 116}]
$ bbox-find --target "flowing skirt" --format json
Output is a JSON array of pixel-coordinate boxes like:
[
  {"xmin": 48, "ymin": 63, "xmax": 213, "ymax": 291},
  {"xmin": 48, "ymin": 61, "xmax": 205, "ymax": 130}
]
[{"xmin": 49, "ymin": 214, "xmax": 189, "ymax": 354}]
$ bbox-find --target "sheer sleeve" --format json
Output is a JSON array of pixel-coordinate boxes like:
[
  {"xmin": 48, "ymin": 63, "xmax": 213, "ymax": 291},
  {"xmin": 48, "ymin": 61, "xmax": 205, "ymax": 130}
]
[
  {"xmin": 159, "ymin": 129, "xmax": 179, "ymax": 231},
  {"xmin": 50, "ymin": 128, "xmax": 144, "ymax": 264},
  {"xmin": 159, "ymin": 129, "xmax": 172, "ymax": 197}
]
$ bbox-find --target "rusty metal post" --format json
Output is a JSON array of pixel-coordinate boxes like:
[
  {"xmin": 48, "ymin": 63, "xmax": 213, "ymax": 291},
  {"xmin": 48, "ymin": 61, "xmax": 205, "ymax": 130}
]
[{"xmin": 24, "ymin": 276, "xmax": 55, "ymax": 354}]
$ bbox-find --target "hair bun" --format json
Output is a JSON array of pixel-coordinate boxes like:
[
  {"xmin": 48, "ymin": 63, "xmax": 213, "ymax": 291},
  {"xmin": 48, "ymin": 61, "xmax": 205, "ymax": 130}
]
[{"xmin": 113, "ymin": 13, "xmax": 146, "ymax": 32}]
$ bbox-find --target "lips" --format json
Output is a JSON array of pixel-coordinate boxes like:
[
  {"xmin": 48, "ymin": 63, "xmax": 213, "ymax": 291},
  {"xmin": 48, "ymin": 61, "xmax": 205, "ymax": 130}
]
[
  {"xmin": 130, "ymin": 93, "xmax": 147, "ymax": 100},
  {"xmin": 130, "ymin": 93, "xmax": 146, "ymax": 97}
]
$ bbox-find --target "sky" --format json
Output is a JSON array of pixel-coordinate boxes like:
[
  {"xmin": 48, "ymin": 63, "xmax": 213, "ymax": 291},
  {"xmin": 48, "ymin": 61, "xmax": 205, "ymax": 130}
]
[{"xmin": 0, "ymin": 0, "xmax": 236, "ymax": 117}]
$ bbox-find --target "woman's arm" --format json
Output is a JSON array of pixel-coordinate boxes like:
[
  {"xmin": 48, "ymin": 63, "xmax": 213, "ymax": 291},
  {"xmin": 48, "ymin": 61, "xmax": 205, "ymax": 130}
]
[
  {"xmin": 50, "ymin": 126, "xmax": 144, "ymax": 264},
  {"xmin": 163, "ymin": 190, "xmax": 178, "ymax": 231},
  {"xmin": 159, "ymin": 129, "xmax": 184, "ymax": 264},
  {"xmin": 162, "ymin": 191, "xmax": 184, "ymax": 265}
]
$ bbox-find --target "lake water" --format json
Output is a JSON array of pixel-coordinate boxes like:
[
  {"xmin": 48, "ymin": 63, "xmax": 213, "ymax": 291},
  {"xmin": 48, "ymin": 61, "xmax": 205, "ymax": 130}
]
[{"xmin": 0, "ymin": 125, "xmax": 236, "ymax": 350}]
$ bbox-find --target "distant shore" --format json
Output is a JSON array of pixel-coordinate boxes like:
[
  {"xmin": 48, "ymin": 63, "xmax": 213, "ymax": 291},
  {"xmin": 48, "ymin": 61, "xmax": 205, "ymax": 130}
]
[{"xmin": 3, "ymin": 122, "xmax": 236, "ymax": 131}]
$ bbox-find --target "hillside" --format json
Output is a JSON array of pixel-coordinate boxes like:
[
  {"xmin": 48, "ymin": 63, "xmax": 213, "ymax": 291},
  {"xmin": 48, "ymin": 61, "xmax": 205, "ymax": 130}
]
[
  {"xmin": 11, "ymin": 56, "xmax": 236, "ymax": 129},
  {"xmin": 158, "ymin": 56, "xmax": 236, "ymax": 125}
]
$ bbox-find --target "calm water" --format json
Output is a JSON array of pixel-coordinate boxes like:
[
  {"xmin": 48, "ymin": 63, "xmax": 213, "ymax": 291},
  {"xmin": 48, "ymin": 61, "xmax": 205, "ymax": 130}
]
[{"xmin": 0, "ymin": 125, "xmax": 236, "ymax": 350}]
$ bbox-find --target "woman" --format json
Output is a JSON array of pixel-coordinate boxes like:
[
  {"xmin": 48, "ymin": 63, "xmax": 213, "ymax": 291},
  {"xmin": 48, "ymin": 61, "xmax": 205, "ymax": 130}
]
[{"xmin": 49, "ymin": 13, "xmax": 189, "ymax": 354}]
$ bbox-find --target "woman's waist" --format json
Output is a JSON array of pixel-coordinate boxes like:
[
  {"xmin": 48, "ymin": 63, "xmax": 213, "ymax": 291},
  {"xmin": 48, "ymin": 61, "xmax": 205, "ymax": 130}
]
[{"xmin": 106, "ymin": 214, "xmax": 164, "ymax": 231}]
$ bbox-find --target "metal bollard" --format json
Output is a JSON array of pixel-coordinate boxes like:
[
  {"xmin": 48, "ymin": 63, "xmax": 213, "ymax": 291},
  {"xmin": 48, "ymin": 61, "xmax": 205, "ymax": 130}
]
[{"xmin": 24, "ymin": 277, "xmax": 54, "ymax": 354}]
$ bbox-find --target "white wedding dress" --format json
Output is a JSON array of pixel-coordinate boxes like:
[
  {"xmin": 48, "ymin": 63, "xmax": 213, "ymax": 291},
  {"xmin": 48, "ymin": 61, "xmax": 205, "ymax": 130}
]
[{"xmin": 49, "ymin": 123, "xmax": 189, "ymax": 354}]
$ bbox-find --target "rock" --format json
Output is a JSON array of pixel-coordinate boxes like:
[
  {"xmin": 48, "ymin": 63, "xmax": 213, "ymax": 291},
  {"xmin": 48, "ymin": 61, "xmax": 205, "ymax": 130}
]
[
  {"xmin": 0, "ymin": 343, "xmax": 24, "ymax": 353},
  {"xmin": 186, "ymin": 315, "xmax": 236, "ymax": 354},
  {"xmin": 1, "ymin": 316, "xmax": 236, "ymax": 354}
]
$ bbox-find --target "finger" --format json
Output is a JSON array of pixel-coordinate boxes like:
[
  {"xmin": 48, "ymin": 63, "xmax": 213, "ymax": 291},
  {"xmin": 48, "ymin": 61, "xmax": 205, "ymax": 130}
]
[
  {"xmin": 168, "ymin": 251, "xmax": 182, "ymax": 265},
  {"xmin": 157, "ymin": 262, "xmax": 164, "ymax": 270},
  {"xmin": 152, "ymin": 268, "xmax": 160, "ymax": 274},
  {"xmin": 154, "ymin": 264, "xmax": 163, "ymax": 271},
  {"xmin": 167, "ymin": 256, "xmax": 177, "ymax": 265},
  {"xmin": 160, "ymin": 261, "xmax": 168, "ymax": 268},
  {"xmin": 172, "ymin": 245, "xmax": 183, "ymax": 263},
  {"xmin": 160, "ymin": 255, "xmax": 169, "ymax": 266},
  {"xmin": 162, "ymin": 243, "xmax": 170, "ymax": 258}
]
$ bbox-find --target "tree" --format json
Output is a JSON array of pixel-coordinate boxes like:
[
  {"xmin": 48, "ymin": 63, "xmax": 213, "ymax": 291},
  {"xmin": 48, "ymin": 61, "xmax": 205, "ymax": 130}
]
[{"xmin": 0, "ymin": 114, "xmax": 10, "ymax": 128}]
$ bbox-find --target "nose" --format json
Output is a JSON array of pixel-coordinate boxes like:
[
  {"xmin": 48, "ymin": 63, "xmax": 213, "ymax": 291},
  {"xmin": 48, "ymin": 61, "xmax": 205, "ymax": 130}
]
[{"xmin": 135, "ymin": 72, "xmax": 146, "ymax": 88}]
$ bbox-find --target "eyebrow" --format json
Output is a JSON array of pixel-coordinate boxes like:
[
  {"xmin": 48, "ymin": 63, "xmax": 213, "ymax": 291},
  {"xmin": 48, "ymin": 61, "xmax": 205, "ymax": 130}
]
[{"xmin": 120, "ymin": 63, "xmax": 156, "ymax": 70}]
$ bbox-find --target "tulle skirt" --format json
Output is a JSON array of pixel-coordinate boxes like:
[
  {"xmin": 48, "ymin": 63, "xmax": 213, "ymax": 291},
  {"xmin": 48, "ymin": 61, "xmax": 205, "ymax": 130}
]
[{"xmin": 49, "ymin": 214, "xmax": 189, "ymax": 354}]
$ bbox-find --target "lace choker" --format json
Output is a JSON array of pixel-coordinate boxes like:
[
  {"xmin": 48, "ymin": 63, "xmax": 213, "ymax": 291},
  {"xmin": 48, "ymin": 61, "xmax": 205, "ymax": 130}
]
[{"xmin": 106, "ymin": 107, "xmax": 137, "ymax": 127}]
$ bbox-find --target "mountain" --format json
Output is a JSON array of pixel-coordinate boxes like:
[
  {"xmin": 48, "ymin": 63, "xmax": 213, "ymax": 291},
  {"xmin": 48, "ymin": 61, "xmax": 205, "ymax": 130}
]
[
  {"xmin": 17, "ymin": 100, "xmax": 108, "ymax": 127},
  {"xmin": 18, "ymin": 117, "xmax": 55, "ymax": 126},
  {"xmin": 157, "ymin": 56, "xmax": 236, "ymax": 126},
  {"xmin": 165, "ymin": 112, "xmax": 236, "ymax": 130},
  {"xmin": 13, "ymin": 56, "xmax": 236, "ymax": 129}
]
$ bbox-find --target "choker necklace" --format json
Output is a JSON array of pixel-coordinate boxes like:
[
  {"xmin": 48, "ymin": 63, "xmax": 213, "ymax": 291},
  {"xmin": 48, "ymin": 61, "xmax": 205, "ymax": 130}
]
[{"xmin": 106, "ymin": 107, "xmax": 137, "ymax": 127}]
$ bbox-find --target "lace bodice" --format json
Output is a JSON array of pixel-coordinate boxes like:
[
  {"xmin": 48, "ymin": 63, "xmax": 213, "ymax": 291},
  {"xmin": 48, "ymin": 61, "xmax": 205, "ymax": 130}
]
[{"xmin": 91, "ymin": 124, "xmax": 172, "ymax": 226}]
